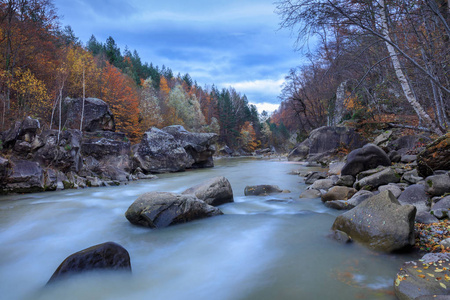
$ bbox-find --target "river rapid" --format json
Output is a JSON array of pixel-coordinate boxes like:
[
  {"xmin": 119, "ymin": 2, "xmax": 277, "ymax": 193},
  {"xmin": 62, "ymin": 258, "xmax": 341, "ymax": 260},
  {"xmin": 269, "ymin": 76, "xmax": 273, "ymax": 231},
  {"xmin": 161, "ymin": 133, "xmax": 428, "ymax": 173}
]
[{"xmin": 0, "ymin": 158, "xmax": 418, "ymax": 300}]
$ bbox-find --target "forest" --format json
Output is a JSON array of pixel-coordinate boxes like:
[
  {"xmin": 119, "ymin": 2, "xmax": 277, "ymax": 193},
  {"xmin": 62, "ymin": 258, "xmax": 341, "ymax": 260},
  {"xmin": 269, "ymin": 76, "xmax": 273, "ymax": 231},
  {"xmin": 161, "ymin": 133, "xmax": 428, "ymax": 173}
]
[{"xmin": 0, "ymin": 0, "xmax": 290, "ymax": 152}]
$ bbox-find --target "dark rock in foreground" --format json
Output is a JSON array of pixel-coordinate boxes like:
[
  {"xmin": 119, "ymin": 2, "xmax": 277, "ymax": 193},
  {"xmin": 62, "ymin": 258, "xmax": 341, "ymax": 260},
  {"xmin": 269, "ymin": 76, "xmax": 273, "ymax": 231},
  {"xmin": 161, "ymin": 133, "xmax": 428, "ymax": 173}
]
[
  {"xmin": 331, "ymin": 191, "xmax": 416, "ymax": 252},
  {"xmin": 125, "ymin": 192, "xmax": 223, "ymax": 228},
  {"xmin": 47, "ymin": 242, "xmax": 131, "ymax": 284},
  {"xmin": 182, "ymin": 176, "xmax": 234, "ymax": 206}
]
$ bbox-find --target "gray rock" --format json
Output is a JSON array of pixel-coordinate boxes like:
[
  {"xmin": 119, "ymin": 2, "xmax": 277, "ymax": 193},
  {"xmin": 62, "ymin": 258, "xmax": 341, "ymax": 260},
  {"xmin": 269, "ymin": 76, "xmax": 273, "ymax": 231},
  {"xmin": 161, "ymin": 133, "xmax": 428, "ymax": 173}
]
[
  {"xmin": 304, "ymin": 171, "xmax": 328, "ymax": 184},
  {"xmin": 394, "ymin": 253, "xmax": 450, "ymax": 300},
  {"xmin": 3, "ymin": 160, "xmax": 44, "ymax": 193},
  {"xmin": 425, "ymin": 174, "xmax": 450, "ymax": 197},
  {"xmin": 182, "ymin": 176, "xmax": 233, "ymax": 206},
  {"xmin": 299, "ymin": 189, "xmax": 322, "ymax": 199},
  {"xmin": 388, "ymin": 150, "xmax": 401, "ymax": 163},
  {"xmin": 244, "ymin": 185, "xmax": 283, "ymax": 196},
  {"xmin": 398, "ymin": 184, "xmax": 430, "ymax": 213},
  {"xmin": 81, "ymin": 131, "xmax": 131, "ymax": 160},
  {"xmin": 321, "ymin": 186, "xmax": 357, "ymax": 202},
  {"xmin": 378, "ymin": 184, "xmax": 402, "ymax": 198},
  {"xmin": 336, "ymin": 175, "xmax": 356, "ymax": 187},
  {"xmin": 431, "ymin": 196, "xmax": 450, "ymax": 219},
  {"xmin": 308, "ymin": 179, "xmax": 335, "ymax": 191},
  {"xmin": 2, "ymin": 121, "xmax": 21, "ymax": 148},
  {"xmin": 331, "ymin": 230, "xmax": 352, "ymax": 243},
  {"xmin": 415, "ymin": 211, "xmax": 439, "ymax": 224},
  {"xmin": 0, "ymin": 156, "xmax": 9, "ymax": 180},
  {"xmin": 63, "ymin": 97, "xmax": 115, "ymax": 132},
  {"xmin": 388, "ymin": 134, "xmax": 432, "ymax": 153},
  {"xmin": 402, "ymin": 169, "xmax": 423, "ymax": 184},
  {"xmin": 13, "ymin": 140, "xmax": 32, "ymax": 154},
  {"xmin": 324, "ymin": 200, "xmax": 352, "ymax": 210},
  {"xmin": 341, "ymin": 144, "xmax": 391, "ymax": 177},
  {"xmin": 328, "ymin": 162, "xmax": 346, "ymax": 175},
  {"xmin": 347, "ymin": 190, "xmax": 374, "ymax": 208},
  {"xmin": 417, "ymin": 133, "xmax": 450, "ymax": 177},
  {"xmin": 440, "ymin": 238, "xmax": 450, "ymax": 249},
  {"xmin": 125, "ymin": 192, "xmax": 223, "ymax": 228},
  {"xmin": 401, "ymin": 155, "xmax": 417, "ymax": 163},
  {"xmin": 47, "ymin": 242, "xmax": 131, "ymax": 284},
  {"xmin": 331, "ymin": 191, "xmax": 416, "ymax": 252},
  {"xmin": 373, "ymin": 130, "xmax": 392, "ymax": 147},
  {"xmin": 307, "ymin": 126, "xmax": 366, "ymax": 156},
  {"xmin": 288, "ymin": 139, "xmax": 309, "ymax": 161},
  {"xmin": 356, "ymin": 166, "xmax": 389, "ymax": 181},
  {"xmin": 354, "ymin": 167, "xmax": 400, "ymax": 190}
]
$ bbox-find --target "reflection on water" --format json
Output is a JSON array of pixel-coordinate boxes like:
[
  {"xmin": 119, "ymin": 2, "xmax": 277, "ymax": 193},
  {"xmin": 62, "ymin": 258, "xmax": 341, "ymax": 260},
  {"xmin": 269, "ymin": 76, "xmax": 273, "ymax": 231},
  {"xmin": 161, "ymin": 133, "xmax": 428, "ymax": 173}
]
[{"xmin": 0, "ymin": 158, "xmax": 417, "ymax": 300}]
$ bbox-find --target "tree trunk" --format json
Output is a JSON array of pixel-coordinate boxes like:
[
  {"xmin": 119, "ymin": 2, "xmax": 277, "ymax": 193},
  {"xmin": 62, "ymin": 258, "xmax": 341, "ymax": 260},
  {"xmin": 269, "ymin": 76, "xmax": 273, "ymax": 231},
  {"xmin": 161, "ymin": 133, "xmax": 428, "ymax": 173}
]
[
  {"xmin": 378, "ymin": 0, "xmax": 444, "ymax": 135},
  {"xmin": 80, "ymin": 66, "xmax": 85, "ymax": 131}
]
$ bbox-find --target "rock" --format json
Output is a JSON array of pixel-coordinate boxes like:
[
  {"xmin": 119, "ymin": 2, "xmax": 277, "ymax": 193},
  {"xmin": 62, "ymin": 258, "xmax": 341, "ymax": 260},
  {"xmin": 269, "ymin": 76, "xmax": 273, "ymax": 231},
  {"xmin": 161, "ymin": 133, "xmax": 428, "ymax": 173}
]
[
  {"xmin": 425, "ymin": 174, "xmax": 450, "ymax": 197},
  {"xmin": 299, "ymin": 189, "xmax": 322, "ymax": 198},
  {"xmin": 402, "ymin": 169, "xmax": 423, "ymax": 184},
  {"xmin": 321, "ymin": 186, "xmax": 357, "ymax": 202},
  {"xmin": 63, "ymin": 97, "xmax": 115, "ymax": 132},
  {"xmin": 47, "ymin": 242, "xmax": 131, "ymax": 284},
  {"xmin": 388, "ymin": 134, "xmax": 432, "ymax": 155},
  {"xmin": 331, "ymin": 230, "xmax": 352, "ymax": 244},
  {"xmin": 288, "ymin": 139, "xmax": 309, "ymax": 161},
  {"xmin": 86, "ymin": 176, "xmax": 104, "ymax": 187},
  {"xmin": 244, "ymin": 185, "xmax": 283, "ymax": 196},
  {"xmin": 324, "ymin": 200, "xmax": 352, "ymax": 210},
  {"xmin": 2, "ymin": 121, "xmax": 21, "ymax": 148},
  {"xmin": 356, "ymin": 166, "xmax": 389, "ymax": 181},
  {"xmin": 401, "ymin": 155, "xmax": 417, "ymax": 163},
  {"xmin": 347, "ymin": 190, "xmax": 374, "ymax": 208},
  {"xmin": 81, "ymin": 131, "xmax": 130, "ymax": 159},
  {"xmin": 415, "ymin": 211, "xmax": 439, "ymax": 224},
  {"xmin": 0, "ymin": 156, "xmax": 9, "ymax": 180},
  {"xmin": 2, "ymin": 160, "xmax": 44, "ymax": 193},
  {"xmin": 331, "ymin": 191, "xmax": 416, "ymax": 252},
  {"xmin": 373, "ymin": 130, "xmax": 392, "ymax": 147},
  {"xmin": 125, "ymin": 192, "xmax": 223, "ymax": 228},
  {"xmin": 308, "ymin": 126, "xmax": 366, "ymax": 156},
  {"xmin": 182, "ymin": 176, "xmax": 234, "ymax": 206},
  {"xmin": 308, "ymin": 179, "xmax": 335, "ymax": 191},
  {"xmin": 354, "ymin": 167, "xmax": 400, "ymax": 190},
  {"xmin": 394, "ymin": 253, "xmax": 450, "ymax": 300},
  {"xmin": 20, "ymin": 116, "xmax": 40, "ymax": 142},
  {"xmin": 417, "ymin": 133, "xmax": 450, "ymax": 177},
  {"xmin": 441, "ymin": 238, "xmax": 450, "ymax": 249},
  {"xmin": 328, "ymin": 162, "xmax": 346, "ymax": 175},
  {"xmin": 304, "ymin": 171, "xmax": 328, "ymax": 184},
  {"xmin": 341, "ymin": 144, "xmax": 391, "ymax": 177},
  {"xmin": 335, "ymin": 175, "xmax": 356, "ymax": 187},
  {"xmin": 13, "ymin": 140, "xmax": 32, "ymax": 155},
  {"xmin": 218, "ymin": 145, "xmax": 234, "ymax": 156},
  {"xmin": 162, "ymin": 125, "xmax": 218, "ymax": 168},
  {"xmin": 388, "ymin": 150, "xmax": 401, "ymax": 163},
  {"xmin": 431, "ymin": 196, "xmax": 450, "ymax": 219},
  {"xmin": 398, "ymin": 184, "xmax": 429, "ymax": 213},
  {"xmin": 378, "ymin": 184, "xmax": 402, "ymax": 198}
]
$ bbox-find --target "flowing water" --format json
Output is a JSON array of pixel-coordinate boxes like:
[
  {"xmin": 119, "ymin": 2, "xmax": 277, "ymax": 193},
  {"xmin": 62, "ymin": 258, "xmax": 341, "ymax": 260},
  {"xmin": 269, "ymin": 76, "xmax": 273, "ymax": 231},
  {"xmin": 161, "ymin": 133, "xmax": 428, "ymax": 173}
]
[{"xmin": 0, "ymin": 158, "xmax": 419, "ymax": 300}]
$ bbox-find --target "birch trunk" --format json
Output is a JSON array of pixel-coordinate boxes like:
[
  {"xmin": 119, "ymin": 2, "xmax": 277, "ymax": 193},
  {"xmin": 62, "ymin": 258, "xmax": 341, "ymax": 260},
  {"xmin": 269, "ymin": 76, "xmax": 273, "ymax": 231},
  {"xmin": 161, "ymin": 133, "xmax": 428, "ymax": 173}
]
[
  {"xmin": 378, "ymin": 0, "xmax": 444, "ymax": 135},
  {"xmin": 80, "ymin": 66, "xmax": 85, "ymax": 131}
]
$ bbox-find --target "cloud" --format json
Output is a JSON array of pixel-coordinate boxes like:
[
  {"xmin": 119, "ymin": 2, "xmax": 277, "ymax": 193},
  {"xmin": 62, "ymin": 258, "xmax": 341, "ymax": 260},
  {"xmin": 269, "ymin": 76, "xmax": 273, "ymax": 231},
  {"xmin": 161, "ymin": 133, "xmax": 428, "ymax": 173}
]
[
  {"xmin": 222, "ymin": 78, "xmax": 285, "ymax": 98},
  {"xmin": 249, "ymin": 102, "xmax": 280, "ymax": 115}
]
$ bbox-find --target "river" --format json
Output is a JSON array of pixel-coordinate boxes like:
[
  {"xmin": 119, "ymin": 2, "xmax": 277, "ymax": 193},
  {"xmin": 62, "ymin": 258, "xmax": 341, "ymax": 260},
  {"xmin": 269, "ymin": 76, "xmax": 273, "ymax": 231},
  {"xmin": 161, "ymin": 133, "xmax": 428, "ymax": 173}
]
[{"xmin": 0, "ymin": 158, "xmax": 418, "ymax": 300}]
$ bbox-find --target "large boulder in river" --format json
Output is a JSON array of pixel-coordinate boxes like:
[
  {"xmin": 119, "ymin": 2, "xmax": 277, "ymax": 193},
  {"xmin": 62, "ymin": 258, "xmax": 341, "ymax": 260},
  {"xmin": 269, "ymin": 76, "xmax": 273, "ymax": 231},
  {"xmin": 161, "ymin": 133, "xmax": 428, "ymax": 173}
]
[
  {"xmin": 47, "ymin": 242, "xmax": 131, "ymax": 284},
  {"xmin": 182, "ymin": 176, "xmax": 234, "ymax": 206},
  {"xmin": 2, "ymin": 160, "xmax": 44, "ymax": 193},
  {"xmin": 331, "ymin": 191, "xmax": 416, "ymax": 252},
  {"xmin": 394, "ymin": 253, "xmax": 450, "ymax": 300},
  {"xmin": 417, "ymin": 132, "xmax": 450, "ymax": 177},
  {"xmin": 162, "ymin": 125, "xmax": 218, "ymax": 168},
  {"xmin": 341, "ymin": 144, "xmax": 391, "ymax": 177},
  {"xmin": 63, "ymin": 97, "xmax": 115, "ymax": 132},
  {"xmin": 244, "ymin": 185, "xmax": 283, "ymax": 196},
  {"xmin": 125, "ymin": 192, "xmax": 223, "ymax": 228}
]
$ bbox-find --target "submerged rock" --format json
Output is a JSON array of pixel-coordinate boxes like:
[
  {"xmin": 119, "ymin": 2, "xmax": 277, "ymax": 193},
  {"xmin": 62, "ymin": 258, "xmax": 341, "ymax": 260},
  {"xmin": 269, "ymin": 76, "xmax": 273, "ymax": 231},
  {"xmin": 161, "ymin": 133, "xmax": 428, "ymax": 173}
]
[
  {"xmin": 331, "ymin": 191, "xmax": 416, "ymax": 252},
  {"xmin": 182, "ymin": 176, "xmax": 234, "ymax": 206},
  {"xmin": 244, "ymin": 185, "xmax": 283, "ymax": 196},
  {"xmin": 47, "ymin": 242, "xmax": 131, "ymax": 284},
  {"xmin": 125, "ymin": 192, "xmax": 223, "ymax": 228}
]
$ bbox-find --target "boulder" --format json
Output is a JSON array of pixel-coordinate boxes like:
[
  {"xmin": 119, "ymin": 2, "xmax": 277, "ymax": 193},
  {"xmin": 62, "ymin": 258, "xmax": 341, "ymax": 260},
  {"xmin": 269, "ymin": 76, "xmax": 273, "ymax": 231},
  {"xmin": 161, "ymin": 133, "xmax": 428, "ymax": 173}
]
[
  {"xmin": 394, "ymin": 253, "xmax": 450, "ymax": 300},
  {"xmin": 417, "ymin": 133, "xmax": 450, "ymax": 177},
  {"xmin": 378, "ymin": 184, "xmax": 402, "ymax": 198},
  {"xmin": 415, "ymin": 211, "xmax": 439, "ymax": 224},
  {"xmin": 125, "ymin": 192, "xmax": 223, "ymax": 228},
  {"xmin": 182, "ymin": 176, "xmax": 234, "ymax": 206},
  {"xmin": 354, "ymin": 167, "xmax": 400, "ymax": 190},
  {"xmin": 63, "ymin": 97, "xmax": 115, "ymax": 132},
  {"xmin": 299, "ymin": 189, "xmax": 322, "ymax": 199},
  {"xmin": 321, "ymin": 186, "xmax": 357, "ymax": 202},
  {"xmin": 162, "ymin": 125, "xmax": 218, "ymax": 168},
  {"xmin": 0, "ymin": 156, "xmax": 9, "ymax": 180},
  {"xmin": 341, "ymin": 144, "xmax": 391, "ymax": 177},
  {"xmin": 431, "ymin": 196, "xmax": 450, "ymax": 219},
  {"xmin": 244, "ymin": 185, "xmax": 283, "ymax": 196},
  {"xmin": 308, "ymin": 178, "xmax": 335, "ymax": 191},
  {"xmin": 218, "ymin": 145, "xmax": 234, "ymax": 156},
  {"xmin": 402, "ymin": 169, "xmax": 423, "ymax": 184},
  {"xmin": 398, "ymin": 184, "xmax": 429, "ymax": 213},
  {"xmin": 304, "ymin": 171, "xmax": 328, "ymax": 184},
  {"xmin": 401, "ymin": 155, "xmax": 417, "ymax": 163},
  {"xmin": 288, "ymin": 139, "xmax": 309, "ymax": 161},
  {"xmin": 335, "ymin": 175, "xmax": 356, "ymax": 187},
  {"xmin": 346, "ymin": 190, "xmax": 374, "ymax": 208},
  {"xmin": 331, "ymin": 230, "xmax": 352, "ymax": 244},
  {"xmin": 324, "ymin": 200, "xmax": 351, "ymax": 210},
  {"xmin": 20, "ymin": 116, "xmax": 40, "ymax": 142},
  {"xmin": 81, "ymin": 131, "xmax": 130, "ymax": 159},
  {"xmin": 373, "ymin": 130, "xmax": 392, "ymax": 147},
  {"xmin": 388, "ymin": 134, "xmax": 432, "ymax": 155},
  {"xmin": 307, "ymin": 126, "xmax": 366, "ymax": 156},
  {"xmin": 388, "ymin": 150, "xmax": 401, "ymax": 163},
  {"xmin": 1, "ymin": 121, "xmax": 21, "ymax": 148},
  {"xmin": 328, "ymin": 162, "xmax": 346, "ymax": 175},
  {"xmin": 47, "ymin": 242, "xmax": 131, "ymax": 284},
  {"xmin": 2, "ymin": 160, "xmax": 44, "ymax": 193},
  {"xmin": 331, "ymin": 191, "xmax": 416, "ymax": 252},
  {"xmin": 425, "ymin": 174, "xmax": 450, "ymax": 197}
]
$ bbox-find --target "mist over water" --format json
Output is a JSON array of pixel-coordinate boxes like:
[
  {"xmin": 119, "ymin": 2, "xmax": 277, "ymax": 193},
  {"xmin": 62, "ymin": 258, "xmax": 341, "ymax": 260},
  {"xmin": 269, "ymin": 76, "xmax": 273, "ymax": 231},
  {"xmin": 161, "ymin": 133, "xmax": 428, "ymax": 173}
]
[{"xmin": 0, "ymin": 158, "xmax": 418, "ymax": 300}]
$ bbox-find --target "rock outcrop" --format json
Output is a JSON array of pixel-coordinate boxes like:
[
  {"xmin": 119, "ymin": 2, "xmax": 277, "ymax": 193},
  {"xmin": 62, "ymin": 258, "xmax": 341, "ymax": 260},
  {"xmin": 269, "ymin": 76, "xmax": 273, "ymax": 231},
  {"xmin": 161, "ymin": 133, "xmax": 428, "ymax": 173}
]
[
  {"xmin": 2, "ymin": 160, "xmax": 44, "ymax": 193},
  {"xmin": 63, "ymin": 97, "xmax": 115, "ymax": 132},
  {"xmin": 182, "ymin": 176, "xmax": 234, "ymax": 206},
  {"xmin": 47, "ymin": 242, "xmax": 131, "ymax": 284}
]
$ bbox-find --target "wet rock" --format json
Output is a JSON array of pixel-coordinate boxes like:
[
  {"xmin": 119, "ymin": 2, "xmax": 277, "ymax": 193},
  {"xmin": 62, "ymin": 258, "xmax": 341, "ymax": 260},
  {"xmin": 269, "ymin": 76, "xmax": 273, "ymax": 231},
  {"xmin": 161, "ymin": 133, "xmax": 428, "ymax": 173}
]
[
  {"xmin": 2, "ymin": 160, "xmax": 44, "ymax": 193},
  {"xmin": 182, "ymin": 176, "xmax": 234, "ymax": 206},
  {"xmin": 336, "ymin": 175, "xmax": 355, "ymax": 187},
  {"xmin": 425, "ymin": 174, "xmax": 450, "ymax": 197},
  {"xmin": 378, "ymin": 184, "xmax": 402, "ymax": 198},
  {"xmin": 398, "ymin": 184, "xmax": 429, "ymax": 213},
  {"xmin": 125, "ymin": 192, "xmax": 223, "ymax": 228},
  {"xmin": 321, "ymin": 186, "xmax": 357, "ymax": 202},
  {"xmin": 304, "ymin": 171, "xmax": 327, "ymax": 184},
  {"xmin": 244, "ymin": 185, "xmax": 283, "ymax": 196},
  {"xmin": 431, "ymin": 196, "xmax": 450, "ymax": 219},
  {"xmin": 331, "ymin": 230, "xmax": 352, "ymax": 244},
  {"xmin": 299, "ymin": 189, "xmax": 322, "ymax": 199},
  {"xmin": 354, "ymin": 167, "xmax": 400, "ymax": 190},
  {"xmin": 341, "ymin": 144, "xmax": 391, "ymax": 177},
  {"xmin": 417, "ymin": 132, "xmax": 450, "ymax": 177},
  {"xmin": 47, "ymin": 242, "xmax": 131, "ymax": 284},
  {"xmin": 63, "ymin": 97, "xmax": 115, "ymax": 132},
  {"xmin": 394, "ymin": 253, "xmax": 450, "ymax": 300},
  {"xmin": 331, "ymin": 191, "xmax": 416, "ymax": 252}
]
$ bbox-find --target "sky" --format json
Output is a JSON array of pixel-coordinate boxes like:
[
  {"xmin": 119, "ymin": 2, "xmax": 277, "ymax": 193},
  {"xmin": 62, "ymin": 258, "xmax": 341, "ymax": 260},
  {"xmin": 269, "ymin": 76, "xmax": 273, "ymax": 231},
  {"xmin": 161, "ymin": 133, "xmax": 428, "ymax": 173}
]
[{"xmin": 53, "ymin": 0, "xmax": 307, "ymax": 114}]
